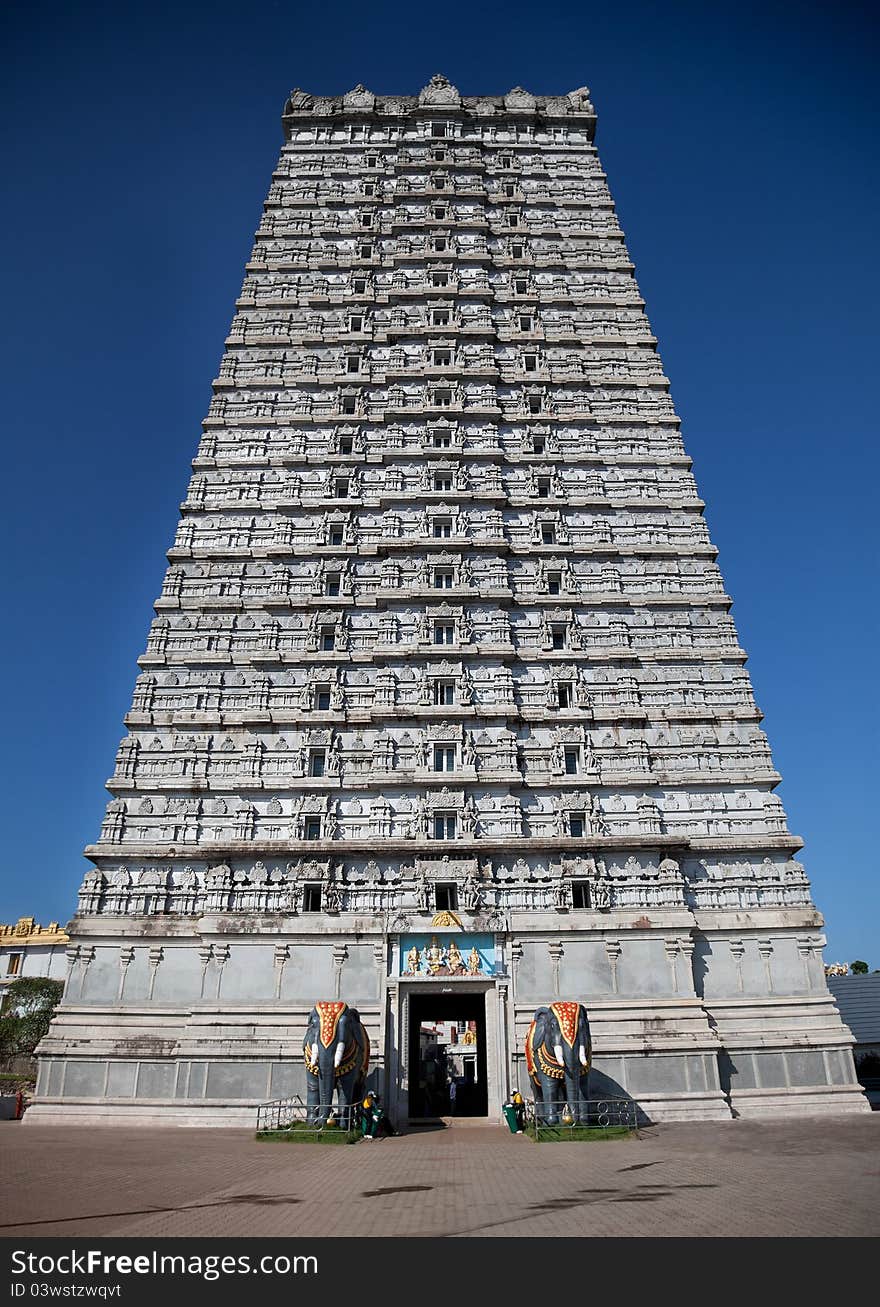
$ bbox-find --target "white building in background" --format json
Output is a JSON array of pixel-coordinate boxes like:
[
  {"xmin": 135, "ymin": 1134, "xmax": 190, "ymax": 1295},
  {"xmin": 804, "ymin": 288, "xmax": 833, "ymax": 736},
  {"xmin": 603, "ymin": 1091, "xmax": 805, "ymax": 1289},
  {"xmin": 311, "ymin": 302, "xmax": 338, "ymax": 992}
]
[
  {"xmin": 1, "ymin": 919, "xmax": 69, "ymax": 1003},
  {"xmin": 28, "ymin": 75, "xmax": 867, "ymax": 1126}
]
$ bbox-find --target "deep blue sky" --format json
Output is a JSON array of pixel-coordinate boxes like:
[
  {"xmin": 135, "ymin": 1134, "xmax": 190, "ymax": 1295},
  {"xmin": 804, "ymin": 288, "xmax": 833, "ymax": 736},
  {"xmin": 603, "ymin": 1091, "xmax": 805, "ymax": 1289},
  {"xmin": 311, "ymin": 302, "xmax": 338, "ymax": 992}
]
[{"xmin": 2, "ymin": 0, "xmax": 877, "ymax": 965}]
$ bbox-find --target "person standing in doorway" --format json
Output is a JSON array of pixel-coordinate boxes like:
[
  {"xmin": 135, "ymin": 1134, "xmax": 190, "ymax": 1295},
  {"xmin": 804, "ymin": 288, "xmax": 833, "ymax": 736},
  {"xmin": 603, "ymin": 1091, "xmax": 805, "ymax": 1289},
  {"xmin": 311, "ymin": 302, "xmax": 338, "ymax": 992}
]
[{"xmin": 448, "ymin": 1077, "xmax": 457, "ymax": 1115}]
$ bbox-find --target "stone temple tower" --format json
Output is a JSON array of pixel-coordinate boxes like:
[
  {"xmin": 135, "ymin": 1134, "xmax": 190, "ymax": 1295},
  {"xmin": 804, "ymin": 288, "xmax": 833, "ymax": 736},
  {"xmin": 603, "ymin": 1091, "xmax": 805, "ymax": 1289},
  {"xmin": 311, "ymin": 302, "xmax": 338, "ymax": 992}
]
[{"xmin": 30, "ymin": 76, "xmax": 867, "ymax": 1125}]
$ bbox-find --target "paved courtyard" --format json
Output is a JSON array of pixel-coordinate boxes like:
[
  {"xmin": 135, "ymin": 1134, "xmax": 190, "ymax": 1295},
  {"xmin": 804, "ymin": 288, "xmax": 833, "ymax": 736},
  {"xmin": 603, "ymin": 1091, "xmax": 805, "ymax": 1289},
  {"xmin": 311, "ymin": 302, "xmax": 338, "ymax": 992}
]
[{"xmin": 1, "ymin": 1115, "xmax": 878, "ymax": 1238}]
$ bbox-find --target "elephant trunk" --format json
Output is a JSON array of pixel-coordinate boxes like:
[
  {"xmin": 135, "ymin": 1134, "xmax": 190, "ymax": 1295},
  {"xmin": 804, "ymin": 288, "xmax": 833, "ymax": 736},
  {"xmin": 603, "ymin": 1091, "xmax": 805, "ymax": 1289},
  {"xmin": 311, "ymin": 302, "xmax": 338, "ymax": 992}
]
[
  {"xmin": 563, "ymin": 1063, "xmax": 580, "ymax": 1119},
  {"xmin": 318, "ymin": 1064, "xmax": 336, "ymax": 1121}
]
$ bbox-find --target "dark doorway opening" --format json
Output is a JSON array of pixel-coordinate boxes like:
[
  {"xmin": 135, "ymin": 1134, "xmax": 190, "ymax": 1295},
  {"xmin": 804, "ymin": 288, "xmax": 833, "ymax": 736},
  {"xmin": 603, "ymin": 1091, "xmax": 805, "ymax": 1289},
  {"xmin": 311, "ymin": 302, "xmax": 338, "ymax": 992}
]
[{"xmin": 408, "ymin": 990, "xmax": 488, "ymax": 1119}]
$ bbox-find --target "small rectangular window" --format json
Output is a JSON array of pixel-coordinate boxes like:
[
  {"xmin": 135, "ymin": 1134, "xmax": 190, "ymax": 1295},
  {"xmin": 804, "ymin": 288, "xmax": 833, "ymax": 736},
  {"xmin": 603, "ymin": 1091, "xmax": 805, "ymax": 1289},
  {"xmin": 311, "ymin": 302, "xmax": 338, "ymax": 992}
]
[
  {"xmin": 500, "ymin": 155, "xmax": 512, "ymax": 168},
  {"xmin": 346, "ymin": 355, "xmax": 360, "ymax": 373},
  {"xmin": 366, "ymin": 155, "xmax": 378, "ymax": 169},
  {"xmin": 508, "ymin": 213, "xmax": 519, "ymax": 227},
  {"xmin": 504, "ymin": 182, "xmax": 515, "ymax": 197},
  {"xmin": 434, "ymin": 679, "xmax": 455, "ymax": 705},
  {"xmin": 339, "ymin": 437, "xmax": 353, "ymax": 455},
  {"xmin": 361, "ymin": 212, "xmax": 373, "ymax": 227},
  {"xmin": 360, "ymin": 243, "xmax": 373, "ymax": 259},
  {"xmin": 524, "ymin": 354, "xmax": 538, "ymax": 373},
  {"xmin": 303, "ymin": 883, "xmax": 323, "ymax": 910},
  {"xmin": 434, "ymin": 622, "xmax": 455, "ymax": 645},
  {"xmin": 432, "ymin": 271, "xmax": 449, "ymax": 287},
  {"xmin": 512, "ymin": 243, "xmax": 524, "ymax": 258},
  {"xmin": 435, "ymin": 882, "xmax": 459, "ymax": 908},
  {"xmin": 547, "ymin": 572, "xmax": 561, "ymax": 594},
  {"xmin": 320, "ymin": 626, "xmax": 336, "ymax": 651},
  {"xmin": 434, "ymin": 813, "xmax": 457, "ymax": 840},
  {"xmin": 335, "ymin": 478, "xmax": 349, "ymax": 498},
  {"xmin": 330, "ymin": 528, "xmax": 344, "ymax": 546},
  {"xmin": 433, "ymin": 433, "xmax": 451, "ymax": 448},
  {"xmin": 434, "ymin": 569, "xmax": 454, "ymax": 589},
  {"xmin": 516, "ymin": 279, "xmax": 528, "ymax": 295},
  {"xmin": 558, "ymin": 682, "xmax": 572, "ymax": 708},
  {"xmin": 542, "ymin": 524, "xmax": 555, "ymax": 544},
  {"xmin": 309, "ymin": 749, "xmax": 326, "ymax": 777},
  {"xmin": 349, "ymin": 316, "xmax": 363, "ymax": 333},
  {"xmin": 432, "ymin": 310, "xmax": 450, "ymax": 326},
  {"xmin": 433, "ymin": 518, "xmax": 452, "ymax": 538},
  {"xmin": 532, "ymin": 437, "xmax": 545, "ymax": 454},
  {"xmin": 571, "ymin": 880, "xmax": 590, "ymax": 907},
  {"xmin": 564, "ymin": 747, "xmax": 580, "ymax": 775},
  {"xmin": 433, "ymin": 147, "xmax": 446, "ymax": 162},
  {"xmin": 552, "ymin": 627, "xmax": 566, "ymax": 651},
  {"xmin": 519, "ymin": 316, "xmax": 533, "ymax": 332},
  {"xmin": 316, "ymin": 686, "xmax": 331, "ymax": 711},
  {"xmin": 304, "ymin": 819, "xmax": 322, "ymax": 842},
  {"xmin": 353, "ymin": 279, "xmax": 367, "ymax": 295},
  {"xmin": 341, "ymin": 395, "xmax": 356, "ymax": 415},
  {"xmin": 434, "ymin": 745, "xmax": 456, "ymax": 772},
  {"xmin": 537, "ymin": 476, "xmax": 550, "ymax": 496},
  {"xmin": 433, "ymin": 206, "xmax": 447, "ymax": 220},
  {"xmin": 433, "ymin": 389, "xmax": 452, "ymax": 407},
  {"xmin": 326, "ymin": 574, "xmax": 340, "ymax": 597},
  {"xmin": 433, "ymin": 348, "xmax": 452, "ymax": 366},
  {"xmin": 528, "ymin": 395, "xmax": 542, "ymax": 414},
  {"xmin": 434, "ymin": 474, "xmax": 453, "ymax": 492},
  {"xmin": 6, "ymin": 953, "xmax": 22, "ymax": 977},
  {"xmin": 363, "ymin": 182, "xmax": 375, "ymax": 196},
  {"xmin": 431, "ymin": 121, "xmax": 449, "ymax": 138},
  {"xmin": 433, "ymin": 236, "xmax": 448, "ymax": 252}
]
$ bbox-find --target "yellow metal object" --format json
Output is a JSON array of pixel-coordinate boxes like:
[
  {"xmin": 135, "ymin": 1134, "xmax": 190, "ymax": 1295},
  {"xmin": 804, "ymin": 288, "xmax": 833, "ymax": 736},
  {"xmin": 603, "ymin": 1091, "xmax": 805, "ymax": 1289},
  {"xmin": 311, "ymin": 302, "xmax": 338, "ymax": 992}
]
[{"xmin": 430, "ymin": 910, "xmax": 463, "ymax": 928}]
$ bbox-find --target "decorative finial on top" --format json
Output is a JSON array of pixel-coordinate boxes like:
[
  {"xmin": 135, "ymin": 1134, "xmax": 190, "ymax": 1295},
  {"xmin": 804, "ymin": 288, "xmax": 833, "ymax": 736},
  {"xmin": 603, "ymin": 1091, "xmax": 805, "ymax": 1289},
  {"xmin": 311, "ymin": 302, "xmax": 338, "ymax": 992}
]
[
  {"xmin": 284, "ymin": 88, "xmax": 313, "ymax": 112},
  {"xmin": 419, "ymin": 74, "xmax": 461, "ymax": 106},
  {"xmin": 567, "ymin": 85, "xmax": 594, "ymax": 112},
  {"xmin": 505, "ymin": 86, "xmax": 537, "ymax": 111},
  {"xmin": 343, "ymin": 84, "xmax": 376, "ymax": 110}
]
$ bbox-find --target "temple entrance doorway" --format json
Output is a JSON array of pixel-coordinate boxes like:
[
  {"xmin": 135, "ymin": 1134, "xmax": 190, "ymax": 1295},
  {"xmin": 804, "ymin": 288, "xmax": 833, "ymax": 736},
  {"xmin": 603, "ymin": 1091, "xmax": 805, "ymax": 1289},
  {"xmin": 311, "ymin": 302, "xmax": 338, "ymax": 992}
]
[{"xmin": 408, "ymin": 990, "xmax": 488, "ymax": 1118}]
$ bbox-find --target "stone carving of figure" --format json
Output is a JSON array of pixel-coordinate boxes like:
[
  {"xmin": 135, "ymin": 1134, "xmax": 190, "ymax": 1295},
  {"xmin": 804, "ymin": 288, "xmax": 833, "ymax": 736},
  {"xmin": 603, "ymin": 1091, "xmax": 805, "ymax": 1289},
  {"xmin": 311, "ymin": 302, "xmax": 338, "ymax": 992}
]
[
  {"xmin": 461, "ymin": 794, "xmax": 478, "ymax": 837},
  {"xmin": 446, "ymin": 939, "xmax": 465, "ymax": 974},
  {"xmin": 324, "ymin": 804, "xmax": 338, "ymax": 840},
  {"xmin": 404, "ymin": 944, "xmax": 421, "ymax": 975},
  {"xmin": 459, "ymin": 669, "xmax": 474, "ymax": 706},
  {"xmin": 462, "ymin": 731, "xmax": 477, "ymax": 769},
  {"xmin": 591, "ymin": 879, "xmax": 610, "ymax": 909},
  {"xmin": 467, "ymin": 945, "xmax": 483, "ymax": 975},
  {"xmin": 462, "ymin": 871, "xmax": 482, "ymax": 911}
]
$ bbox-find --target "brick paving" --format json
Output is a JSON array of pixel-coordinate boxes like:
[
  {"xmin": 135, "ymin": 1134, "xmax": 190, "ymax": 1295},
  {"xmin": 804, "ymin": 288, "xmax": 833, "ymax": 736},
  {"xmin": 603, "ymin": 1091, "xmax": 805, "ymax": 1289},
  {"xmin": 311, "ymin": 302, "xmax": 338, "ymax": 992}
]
[{"xmin": 1, "ymin": 1115, "xmax": 878, "ymax": 1238}]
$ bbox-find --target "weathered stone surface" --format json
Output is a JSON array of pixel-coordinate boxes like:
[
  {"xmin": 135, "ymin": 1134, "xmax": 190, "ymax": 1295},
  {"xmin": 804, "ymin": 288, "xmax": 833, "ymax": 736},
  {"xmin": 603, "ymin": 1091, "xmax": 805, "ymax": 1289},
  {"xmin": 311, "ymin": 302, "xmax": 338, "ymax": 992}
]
[{"xmin": 28, "ymin": 79, "xmax": 868, "ymax": 1127}]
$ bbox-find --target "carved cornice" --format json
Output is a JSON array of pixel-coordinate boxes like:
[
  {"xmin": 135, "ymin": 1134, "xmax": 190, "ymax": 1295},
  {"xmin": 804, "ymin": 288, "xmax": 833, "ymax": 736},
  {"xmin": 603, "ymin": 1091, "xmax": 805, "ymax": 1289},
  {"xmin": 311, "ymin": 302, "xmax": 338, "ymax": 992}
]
[
  {"xmin": 282, "ymin": 77, "xmax": 597, "ymax": 140},
  {"xmin": 0, "ymin": 917, "xmax": 69, "ymax": 947}
]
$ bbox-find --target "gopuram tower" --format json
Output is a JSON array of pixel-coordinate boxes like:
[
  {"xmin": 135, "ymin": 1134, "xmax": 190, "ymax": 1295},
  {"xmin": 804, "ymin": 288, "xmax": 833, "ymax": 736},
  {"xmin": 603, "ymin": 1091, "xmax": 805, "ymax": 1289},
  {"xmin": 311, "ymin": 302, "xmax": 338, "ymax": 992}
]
[{"xmin": 30, "ymin": 76, "xmax": 867, "ymax": 1124}]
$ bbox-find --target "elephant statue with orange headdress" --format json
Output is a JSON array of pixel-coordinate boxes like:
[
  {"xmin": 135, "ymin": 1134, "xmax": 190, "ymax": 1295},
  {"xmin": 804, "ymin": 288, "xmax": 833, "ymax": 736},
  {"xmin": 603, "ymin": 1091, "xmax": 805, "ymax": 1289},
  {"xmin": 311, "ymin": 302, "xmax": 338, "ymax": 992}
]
[
  {"xmin": 303, "ymin": 1001, "xmax": 370, "ymax": 1128},
  {"xmin": 525, "ymin": 1001, "xmax": 592, "ymax": 1124}
]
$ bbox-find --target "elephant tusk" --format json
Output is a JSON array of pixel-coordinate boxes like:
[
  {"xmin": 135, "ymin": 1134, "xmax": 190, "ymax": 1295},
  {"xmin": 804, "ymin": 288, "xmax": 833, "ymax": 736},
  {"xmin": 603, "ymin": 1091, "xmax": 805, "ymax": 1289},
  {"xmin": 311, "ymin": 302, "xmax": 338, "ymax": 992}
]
[
  {"xmin": 553, "ymin": 1043, "xmax": 565, "ymax": 1067},
  {"xmin": 334, "ymin": 1041, "xmax": 344, "ymax": 1068},
  {"xmin": 579, "ymin": 1045, "xmax": 588, "ymax": 1068}
]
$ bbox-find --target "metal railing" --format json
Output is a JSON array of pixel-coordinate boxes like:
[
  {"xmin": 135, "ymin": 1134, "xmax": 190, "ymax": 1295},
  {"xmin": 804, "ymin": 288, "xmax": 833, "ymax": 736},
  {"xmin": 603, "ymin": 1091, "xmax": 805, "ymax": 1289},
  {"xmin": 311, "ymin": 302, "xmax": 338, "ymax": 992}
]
[
  {"xmin": 256, "ymin": 1096, "xmax": 361, "ymax": 1139},
  {"xmin": 524, "ymin": 1097, "xmax": 638, "ymax": 1141}
]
